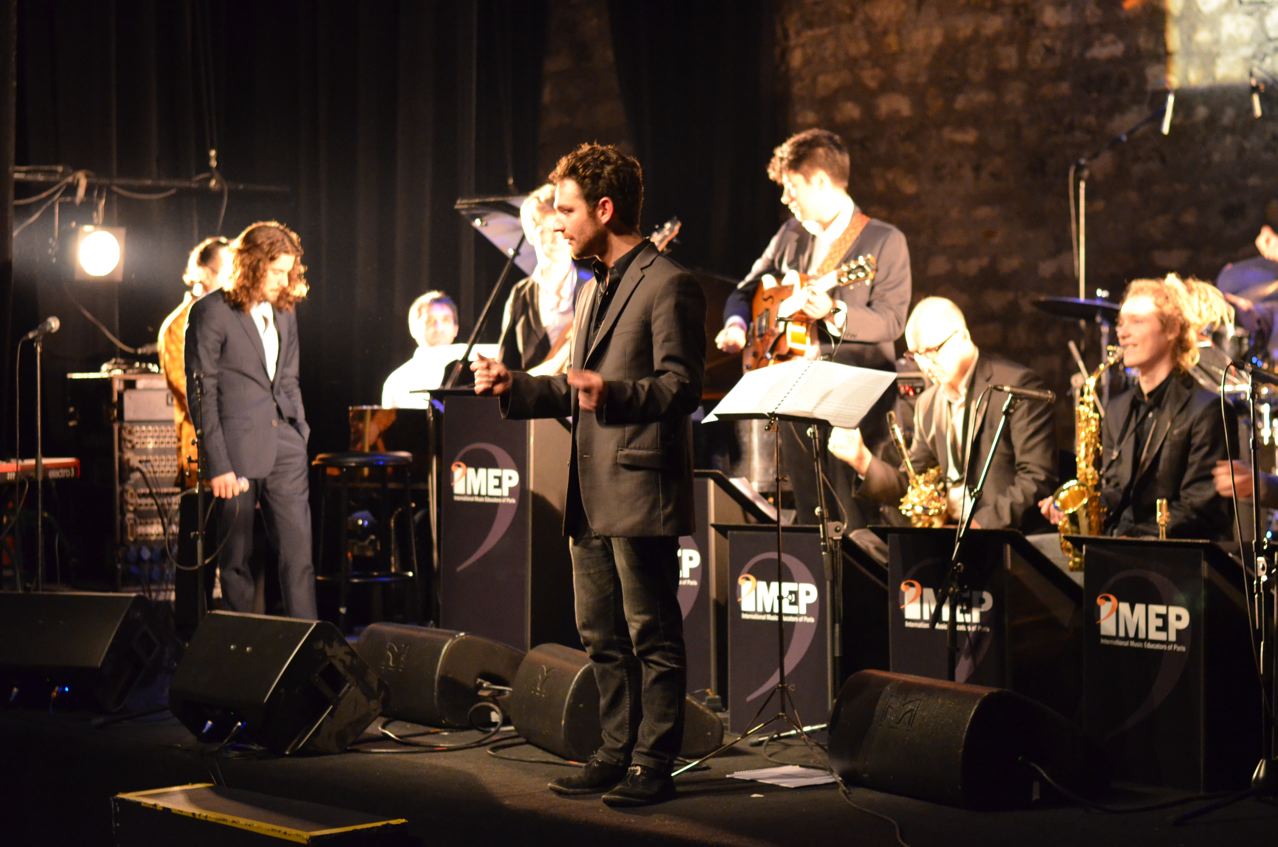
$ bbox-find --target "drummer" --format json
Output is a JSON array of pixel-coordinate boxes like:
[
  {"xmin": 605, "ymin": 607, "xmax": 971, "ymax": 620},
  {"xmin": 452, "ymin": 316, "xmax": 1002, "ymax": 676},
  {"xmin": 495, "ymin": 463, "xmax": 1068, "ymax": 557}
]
[{"xmin": 1217, "ymin": 224, "xmax": 1278, "ymax": 360}]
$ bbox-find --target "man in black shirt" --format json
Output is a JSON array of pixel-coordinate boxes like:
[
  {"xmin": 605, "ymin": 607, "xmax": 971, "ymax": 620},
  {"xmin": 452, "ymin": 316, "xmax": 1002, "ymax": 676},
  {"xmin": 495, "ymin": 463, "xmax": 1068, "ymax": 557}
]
[{"xmin": 1041, "ymin": 275, "xmax": 1234, "ymax": 540}]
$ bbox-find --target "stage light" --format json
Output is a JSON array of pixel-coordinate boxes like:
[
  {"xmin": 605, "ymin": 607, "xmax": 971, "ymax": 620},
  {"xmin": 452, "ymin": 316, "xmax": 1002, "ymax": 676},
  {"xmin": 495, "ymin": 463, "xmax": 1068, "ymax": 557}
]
[{"xmin": 75, "ymin": 225, "xmax": 126, "ymax": 281}]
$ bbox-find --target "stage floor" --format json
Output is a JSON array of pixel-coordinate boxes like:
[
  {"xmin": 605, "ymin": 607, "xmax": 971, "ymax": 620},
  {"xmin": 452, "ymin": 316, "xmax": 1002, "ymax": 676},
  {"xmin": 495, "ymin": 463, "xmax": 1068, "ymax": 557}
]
[{"xmin": 2, "ymin": 702, "xmax": 1277, "ymax": 847}]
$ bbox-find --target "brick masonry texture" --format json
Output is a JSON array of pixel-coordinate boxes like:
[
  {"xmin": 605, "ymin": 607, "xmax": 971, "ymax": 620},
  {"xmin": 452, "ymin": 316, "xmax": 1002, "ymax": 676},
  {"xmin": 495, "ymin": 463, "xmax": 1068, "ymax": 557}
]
[{"xmin": 538, "ymin": 0, "xmax": 1278, "ymax": 432}]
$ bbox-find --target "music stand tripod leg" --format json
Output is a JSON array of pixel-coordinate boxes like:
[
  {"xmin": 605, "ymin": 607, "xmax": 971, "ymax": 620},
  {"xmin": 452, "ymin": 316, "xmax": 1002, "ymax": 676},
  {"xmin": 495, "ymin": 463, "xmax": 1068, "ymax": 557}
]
[{"xmin": 673, "ymin": 413, "xmax": 824, "ymax": 779}]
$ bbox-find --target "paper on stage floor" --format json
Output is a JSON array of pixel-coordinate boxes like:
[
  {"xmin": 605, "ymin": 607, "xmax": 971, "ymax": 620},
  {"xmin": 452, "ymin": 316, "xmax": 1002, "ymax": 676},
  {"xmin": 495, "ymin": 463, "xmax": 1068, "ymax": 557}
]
[
  {"xmin": 703, "ymin": 359, "xmax": 897, "ymax": 429},
  {"xmin": 726, "ymin": 765, "xmax": 837, "ymax": 789}
]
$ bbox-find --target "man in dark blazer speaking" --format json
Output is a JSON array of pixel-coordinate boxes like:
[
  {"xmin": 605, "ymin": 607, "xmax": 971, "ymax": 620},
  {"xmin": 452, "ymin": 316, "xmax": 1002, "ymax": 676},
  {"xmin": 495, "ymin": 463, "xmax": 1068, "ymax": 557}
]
[
  {"xmin": 185, "ymin": 221, "xmax": 317, "ymax": 619},
  {"xmin": 473, "ymin": 144, "xmax": 705, "ymax": 807}
]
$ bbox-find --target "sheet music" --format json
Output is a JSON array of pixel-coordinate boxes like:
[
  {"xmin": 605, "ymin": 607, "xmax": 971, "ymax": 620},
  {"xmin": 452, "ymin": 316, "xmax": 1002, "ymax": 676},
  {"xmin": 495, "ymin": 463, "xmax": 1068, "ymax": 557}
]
[{"xmin": 704, "ymin": 359, "xmax": 897, "ymax": 429}]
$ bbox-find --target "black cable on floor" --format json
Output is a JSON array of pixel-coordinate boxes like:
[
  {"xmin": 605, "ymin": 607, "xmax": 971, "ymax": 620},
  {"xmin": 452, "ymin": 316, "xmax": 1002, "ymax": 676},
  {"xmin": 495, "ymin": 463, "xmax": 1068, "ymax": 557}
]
[
  {"xmin": 485, "ymin": 738, "xmax": 584, "ymax": 768},
  {"xmin": 1018, "ymin": 757, "xmax": 1228, "ymax": 814}
]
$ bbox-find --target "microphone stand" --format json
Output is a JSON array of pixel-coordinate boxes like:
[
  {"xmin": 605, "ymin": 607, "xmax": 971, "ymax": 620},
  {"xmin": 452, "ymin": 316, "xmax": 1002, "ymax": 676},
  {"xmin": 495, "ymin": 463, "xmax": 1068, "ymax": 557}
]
[
  {"xmin": 443, "ymin": 232, "xmax": 527, "ymax": 389},
  {"xmin": 1245, "ymin": 366, "xmax": 1277, "ymax": 795},
  {"xmin": 1174, "ymin": 365, "xmax": 1278, "ymax": 823},
  {"xmin": 1071, "ymin": 101, "xmax": 1169, "ymax": 300},
  {"xmin": 190, "ymin": 373, "xmax": 210, "ymax": 627},
  {"xmin": 33, "ymin": 336, "xmax": 46, "ymax": 592},
  {"xmin": 929, "ymin": 392, "xmax": 1018, "ymax": 680}
]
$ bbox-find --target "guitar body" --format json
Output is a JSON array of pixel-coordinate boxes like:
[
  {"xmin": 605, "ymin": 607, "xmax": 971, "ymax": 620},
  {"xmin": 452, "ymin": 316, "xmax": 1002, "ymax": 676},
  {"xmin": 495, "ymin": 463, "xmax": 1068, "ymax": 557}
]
[
  {"xmin": 741, "ymin": 255, "xmax": 878, "ymax": 372},
  {"xmin": 743, "ymin": 277, "xmax": 813, "ymax": 372}
]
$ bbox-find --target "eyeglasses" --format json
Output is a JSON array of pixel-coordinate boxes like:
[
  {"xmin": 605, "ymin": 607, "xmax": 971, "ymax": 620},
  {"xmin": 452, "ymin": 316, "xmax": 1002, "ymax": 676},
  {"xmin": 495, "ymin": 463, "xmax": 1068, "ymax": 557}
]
[{"xmin": 905, "ymin": 329, "xmax": 959, "ymax": 363}]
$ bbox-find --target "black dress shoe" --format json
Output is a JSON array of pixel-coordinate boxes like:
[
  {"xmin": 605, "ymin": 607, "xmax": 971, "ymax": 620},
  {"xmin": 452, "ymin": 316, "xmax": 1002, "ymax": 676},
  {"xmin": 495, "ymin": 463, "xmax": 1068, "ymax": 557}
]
[
  {"xmin": 548, "ymin": 757, "xmax": 627, "ymax": 796},
  {"xmin": 601, "ymin": 765, "xmax": 676, "ymax": 807}
]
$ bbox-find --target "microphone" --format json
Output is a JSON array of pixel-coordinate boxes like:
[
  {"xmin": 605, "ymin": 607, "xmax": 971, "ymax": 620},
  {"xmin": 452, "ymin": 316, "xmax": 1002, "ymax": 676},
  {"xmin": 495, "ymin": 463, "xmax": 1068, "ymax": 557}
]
[
  {"xmin": 1246, "ymin": 364, "xmax": 1278, "ymax": 389},
  {"xmin": 22, "ymin": 316, "xmax": 61, "ymax": 341},
  {"xmin": 1160, "ymin": 90, "xmax": 1175, "ymax": 136},
  {"xmin": 1252, "ymin": 75, "xmax": 1264, "ymax": 120},
  {"xmin": 992, "ymin": 384, "xmax": 1056, "ymax": 404}
]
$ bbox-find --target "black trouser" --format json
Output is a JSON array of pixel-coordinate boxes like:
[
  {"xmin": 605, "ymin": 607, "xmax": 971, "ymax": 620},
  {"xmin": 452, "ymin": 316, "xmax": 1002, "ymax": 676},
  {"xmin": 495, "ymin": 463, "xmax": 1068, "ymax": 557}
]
[
  {"xmin": 569, "ymin": 532, "xmax": 685, "ymax": 772},
  {"xmin": 216, "ymin": 423, "xmax": 317, "ymax": 619}
]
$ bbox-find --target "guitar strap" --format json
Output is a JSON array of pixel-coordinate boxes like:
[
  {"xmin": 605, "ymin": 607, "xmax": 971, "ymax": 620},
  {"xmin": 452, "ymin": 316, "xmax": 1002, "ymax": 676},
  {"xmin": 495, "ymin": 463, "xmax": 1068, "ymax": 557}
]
[{"xmin": 813, "ymin": 210, "xmax": 871, "ymax": 276}]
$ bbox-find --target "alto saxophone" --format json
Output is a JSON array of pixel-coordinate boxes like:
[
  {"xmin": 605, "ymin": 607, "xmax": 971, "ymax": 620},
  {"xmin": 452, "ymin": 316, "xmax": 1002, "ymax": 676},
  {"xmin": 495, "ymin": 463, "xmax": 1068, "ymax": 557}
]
[
  {"xmin": 1053, "ymin": 345, "xmax": 1124, "ymax": 571},
  {"xmin": 887, "ymin": 410, "xmax": 948, "ymax": 528}
]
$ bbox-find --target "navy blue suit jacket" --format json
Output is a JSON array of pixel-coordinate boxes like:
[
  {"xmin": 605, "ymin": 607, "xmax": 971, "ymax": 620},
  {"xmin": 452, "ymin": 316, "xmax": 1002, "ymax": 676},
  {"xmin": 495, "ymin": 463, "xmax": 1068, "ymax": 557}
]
[{"xmin": 185, "ymin": 290, "xmax": 309, "ymax": 480}]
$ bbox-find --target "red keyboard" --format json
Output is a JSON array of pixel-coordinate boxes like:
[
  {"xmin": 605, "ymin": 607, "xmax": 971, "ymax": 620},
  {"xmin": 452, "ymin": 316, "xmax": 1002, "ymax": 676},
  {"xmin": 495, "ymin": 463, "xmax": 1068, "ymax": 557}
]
[{"xmin": 0, "ymin": 457, "xmax": 81, "ymax": 484}]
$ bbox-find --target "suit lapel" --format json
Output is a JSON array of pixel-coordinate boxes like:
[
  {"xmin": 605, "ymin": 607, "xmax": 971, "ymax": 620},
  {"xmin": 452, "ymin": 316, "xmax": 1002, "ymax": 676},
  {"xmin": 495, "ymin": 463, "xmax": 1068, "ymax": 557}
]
[
  {"xmin": 795, "ymin": 228, "xmax": 816, "ymax": 274},
  {"xmin": 585, "ymin": 244, "xmax": 655, "ymax": 365},
  {"xmin": 966, "ymin": 358, "xmax": 994, "ymax": 464},
  {"xmin": 930, "ymin": 387, "xmax": 951, "ymax": 480},
  {"xmin": 1101, "ymin": 390, "xmax": 1135, "ymax": 478},
  {"xmin": 1135, "ymin": 375, "xmax": 1192, "ymax": 483},
  {"xmin": 571, "ymin": 277, "xmax": 597, "ymax": 373},
  {"xmin": 271, "ymin": 307, "xmax": 288, "ymax": 386},
  {"xmin": 236, "ymin": 307, "xmax": 272, "ymax": 386}
]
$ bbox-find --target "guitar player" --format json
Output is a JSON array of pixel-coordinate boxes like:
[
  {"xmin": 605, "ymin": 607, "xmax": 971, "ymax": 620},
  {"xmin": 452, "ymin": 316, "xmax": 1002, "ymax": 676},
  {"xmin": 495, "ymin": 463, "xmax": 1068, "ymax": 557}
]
[{"xmin": 715, "ymin": 128, "xmax": 912, "ymax": 528}]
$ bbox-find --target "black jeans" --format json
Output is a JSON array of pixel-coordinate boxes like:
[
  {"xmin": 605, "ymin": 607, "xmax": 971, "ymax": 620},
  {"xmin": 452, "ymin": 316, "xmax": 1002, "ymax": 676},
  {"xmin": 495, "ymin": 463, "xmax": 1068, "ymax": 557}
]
[{"xmin": 569, "ymin": 533, "xmax": 686, "ymax": 772}]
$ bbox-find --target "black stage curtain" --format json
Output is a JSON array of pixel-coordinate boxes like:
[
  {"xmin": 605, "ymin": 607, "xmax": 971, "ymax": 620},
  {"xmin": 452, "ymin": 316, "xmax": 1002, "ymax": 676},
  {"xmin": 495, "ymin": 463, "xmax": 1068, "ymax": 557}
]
[
  {"xmin": 606, "ymin": 0, "xmax": 783, "ymax": 280},
  {"xmin": 8, "ymin": 0, "xmax": 546, "ymax": 458}
]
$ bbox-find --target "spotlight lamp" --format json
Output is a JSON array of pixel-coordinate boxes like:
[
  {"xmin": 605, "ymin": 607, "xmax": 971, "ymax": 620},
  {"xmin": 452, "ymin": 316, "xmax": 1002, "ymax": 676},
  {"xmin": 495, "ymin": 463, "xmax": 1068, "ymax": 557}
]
[{"xmin": 75, "ymin": 225, "xmax": 126, "ymax": 282}]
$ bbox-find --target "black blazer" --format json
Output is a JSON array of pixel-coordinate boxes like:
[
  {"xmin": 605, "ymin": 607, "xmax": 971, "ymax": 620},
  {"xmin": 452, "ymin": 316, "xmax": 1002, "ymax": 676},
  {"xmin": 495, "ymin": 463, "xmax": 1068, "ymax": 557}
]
[
  {"xmin": 185, "ymin": 290, "xmax": 309, "ymax": 480},
  {"xmin": 858, "ymin": 354, "xmax": 1057, "ymax": 532},
  {"xmin": 1100, "ymin": 370, "xmax": 1233, "ymax": 541},
  {"xmin": 498, "ymin": 276, "xmax": 549, "ymax": 371},
  {"xmin": 724, "ymin": 215, "xmax": 911, "ymax": 369},
  {"xmin": 501, "ymin": 242, "xmax": 706, "ymax": 538}
]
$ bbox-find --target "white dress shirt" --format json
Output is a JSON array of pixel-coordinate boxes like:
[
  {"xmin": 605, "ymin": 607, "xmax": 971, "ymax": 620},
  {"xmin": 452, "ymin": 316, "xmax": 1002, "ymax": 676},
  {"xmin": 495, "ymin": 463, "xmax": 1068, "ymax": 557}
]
[{"xmin": 250, "ymin": 301, "xmax": 279, "ymax": 381}]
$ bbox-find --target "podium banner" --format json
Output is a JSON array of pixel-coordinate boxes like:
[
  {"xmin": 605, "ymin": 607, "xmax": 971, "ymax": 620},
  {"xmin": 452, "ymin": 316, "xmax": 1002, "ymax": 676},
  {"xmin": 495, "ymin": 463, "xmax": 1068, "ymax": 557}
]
[
  {"xmin": 726, "ymin": 528, "xmax": 829, "ymax": 734},
  {"xmin": 439, "ymin": 395, "xmax": 575, "ymax": 650},
  {"xmin": 1081, "ymin": 538, "xmax": 1258, "ymax": 790}
]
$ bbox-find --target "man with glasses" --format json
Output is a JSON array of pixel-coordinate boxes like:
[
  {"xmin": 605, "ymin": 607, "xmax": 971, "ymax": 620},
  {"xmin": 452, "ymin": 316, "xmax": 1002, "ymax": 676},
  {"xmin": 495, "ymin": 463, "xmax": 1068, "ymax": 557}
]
[
  {"xmin": 830, "ymin": 297, "xmax": 1057, "ymax": 562},
  {"xmin": 715, "ymin": 128, "xmax": 911, "ymax": 527}
]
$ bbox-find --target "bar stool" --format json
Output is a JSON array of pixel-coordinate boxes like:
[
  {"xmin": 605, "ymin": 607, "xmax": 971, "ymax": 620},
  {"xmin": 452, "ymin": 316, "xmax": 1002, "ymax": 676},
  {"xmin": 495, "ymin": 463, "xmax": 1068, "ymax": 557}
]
[{"xmin": 311, "ymin": 451, "xmax": 419, "ymax": 632}]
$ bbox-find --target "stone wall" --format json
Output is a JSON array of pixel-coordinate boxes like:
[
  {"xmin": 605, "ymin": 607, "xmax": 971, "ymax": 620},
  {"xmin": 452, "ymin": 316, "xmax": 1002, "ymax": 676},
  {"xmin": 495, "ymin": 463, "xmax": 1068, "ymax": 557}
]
[
  {"xmin": 536, "ymin": 0, "xmax": 630, "ymax": 179},
  {"xmin": 538, "ymin": 0, "xmax": 1278, "ymax": 419}
]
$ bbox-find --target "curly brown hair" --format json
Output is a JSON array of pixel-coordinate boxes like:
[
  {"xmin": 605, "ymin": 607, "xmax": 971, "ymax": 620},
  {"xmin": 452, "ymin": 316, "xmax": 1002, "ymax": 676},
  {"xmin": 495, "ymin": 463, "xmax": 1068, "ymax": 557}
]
[
  {"xmin": 767, "ymin": 128, "xmax": 850, "ymax": 188},
  {"xmin": 548, "ymin": 143, "xmax": 643, "ymax": 230},
  {"xmin": 224, "ymin": 221, "xmax": 309, "ymax": 312}
]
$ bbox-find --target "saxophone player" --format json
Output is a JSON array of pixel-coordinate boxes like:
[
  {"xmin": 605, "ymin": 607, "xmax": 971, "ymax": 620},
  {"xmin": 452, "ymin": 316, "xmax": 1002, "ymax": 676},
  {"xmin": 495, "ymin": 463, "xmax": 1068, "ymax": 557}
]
[
  {"xmin": 1040, "ymin": 275, "xmax": 1235, "ymax": 541},
  {"xmin": 830, "ymin": 297, "xmax": 1057, "ymax": 562}
]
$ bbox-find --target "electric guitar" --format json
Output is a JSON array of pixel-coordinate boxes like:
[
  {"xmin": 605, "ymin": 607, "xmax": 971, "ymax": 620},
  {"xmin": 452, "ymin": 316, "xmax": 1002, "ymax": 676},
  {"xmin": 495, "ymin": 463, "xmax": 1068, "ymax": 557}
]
[{"xmin": 742, "ymin": 254, "xmax": 877, "ymax": 371}]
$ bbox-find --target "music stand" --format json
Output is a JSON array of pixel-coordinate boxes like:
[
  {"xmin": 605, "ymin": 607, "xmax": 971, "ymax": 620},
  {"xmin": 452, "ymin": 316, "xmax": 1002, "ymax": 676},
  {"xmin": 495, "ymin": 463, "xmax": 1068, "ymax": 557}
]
[
  {"xmin": 445, "ymin": 195, "xmax": 534, "ymax": 389},
  {"xmin": 678, "ymin": 360, "xmax": 895, "ymax": 776}
]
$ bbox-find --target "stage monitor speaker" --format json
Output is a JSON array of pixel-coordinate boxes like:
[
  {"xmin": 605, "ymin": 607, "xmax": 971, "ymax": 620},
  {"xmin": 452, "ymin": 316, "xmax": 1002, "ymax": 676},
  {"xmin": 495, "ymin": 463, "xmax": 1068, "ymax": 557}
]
[
  {"xmin": 0, "ymin": 591, "xmax": 172, "ymax": 712},
  {"xmin": 354, "ymin": 623, "xmax": 525, "ymax": 727},
  {"xmin": 507, "ymin": 643, "xmax": 724, "ymax": 762},
  {"xmin": 170, "ymin": 612, "xmax": 386, "ymax": 755},
  {"xmin": 828, "ymin": 670, "xmax": 1100, "ymax": 809}
]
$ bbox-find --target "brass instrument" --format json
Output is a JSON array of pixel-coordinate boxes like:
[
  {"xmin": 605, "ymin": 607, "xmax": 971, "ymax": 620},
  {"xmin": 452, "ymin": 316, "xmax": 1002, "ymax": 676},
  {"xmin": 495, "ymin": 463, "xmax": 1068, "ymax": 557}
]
[
  {"xmin": 1053, "ymin": 345, "xmax": 1124, "ymax": 570},
  {"xmin": 887, "ymin": 410, "xmax": 947, "ymax": 528}
]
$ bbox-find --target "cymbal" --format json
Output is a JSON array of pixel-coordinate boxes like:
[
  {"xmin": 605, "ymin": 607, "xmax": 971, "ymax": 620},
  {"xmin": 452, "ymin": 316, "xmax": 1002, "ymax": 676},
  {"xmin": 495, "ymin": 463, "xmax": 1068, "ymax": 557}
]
[{"xmin": 1033, "ymin": 296, "xmax": 1119, "ymax": 323}]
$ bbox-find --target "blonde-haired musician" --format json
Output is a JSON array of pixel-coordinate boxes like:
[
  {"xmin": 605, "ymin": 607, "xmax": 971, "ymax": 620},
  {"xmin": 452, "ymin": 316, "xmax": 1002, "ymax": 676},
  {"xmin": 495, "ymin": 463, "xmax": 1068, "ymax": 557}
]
[{"xmin": 1040, "ymin": 274, "xmax": 1235, "ymax": 540}]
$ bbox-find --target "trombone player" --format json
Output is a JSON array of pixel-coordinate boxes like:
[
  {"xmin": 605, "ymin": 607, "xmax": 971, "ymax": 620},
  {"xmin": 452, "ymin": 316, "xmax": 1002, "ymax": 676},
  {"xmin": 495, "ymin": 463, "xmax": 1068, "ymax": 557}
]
[
  {"xmin": 1040, "ymin": 274, "xmax": 1235, "ymax": 542},
  {"xmin": 829, "ymin": 297, "xmax": 1057, "ymax": 562}
]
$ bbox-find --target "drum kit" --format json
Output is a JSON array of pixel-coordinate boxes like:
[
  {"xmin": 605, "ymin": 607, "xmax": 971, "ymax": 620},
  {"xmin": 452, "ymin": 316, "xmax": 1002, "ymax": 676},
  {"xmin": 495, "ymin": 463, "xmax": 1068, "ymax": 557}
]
[{"xmin": 1035, "ymin": 285, "xmax": 1278, "ymax": 473}]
